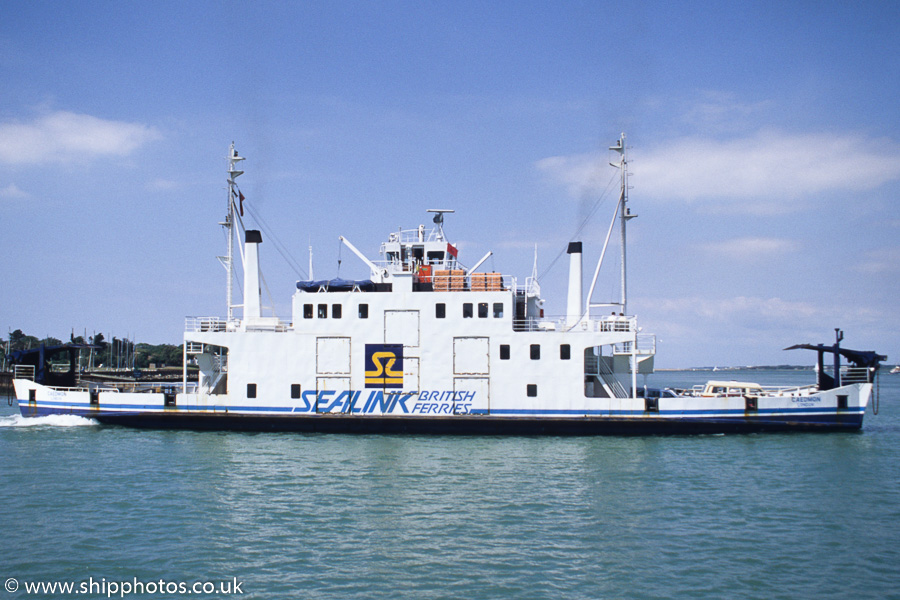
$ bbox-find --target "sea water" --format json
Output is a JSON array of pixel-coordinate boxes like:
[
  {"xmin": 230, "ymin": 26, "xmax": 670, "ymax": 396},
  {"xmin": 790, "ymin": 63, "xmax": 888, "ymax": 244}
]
[{"xmin": 2, "ymin": 370, "xmax": 898, "ymax": 600}]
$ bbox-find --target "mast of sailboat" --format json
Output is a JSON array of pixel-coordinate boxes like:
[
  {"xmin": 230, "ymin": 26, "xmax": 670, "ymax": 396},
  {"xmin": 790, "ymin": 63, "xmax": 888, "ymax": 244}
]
[
  {"xmin": 223, "ymin": 143, "xmax": 245, "ymax": 321},
  {"xmin": 609, "ymin": 133, "xmax": 635, "ymax": 314}
]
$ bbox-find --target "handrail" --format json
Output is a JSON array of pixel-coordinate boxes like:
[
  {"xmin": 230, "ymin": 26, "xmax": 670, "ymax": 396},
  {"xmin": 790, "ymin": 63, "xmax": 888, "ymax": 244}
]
[
  {"xmin": 514, "ymin": 315, "xmax": 637, "ymax": 333},
  {"xmin": 185, "ymin": 317, "xmax": 229, "ymax": 332},
  {"xmin": 13, "ymin": 365, "xmax": 35, "ymax": 381},
  {"xmin": 36, "ymin": 381, "xmax": 199, "ymax": 394}
]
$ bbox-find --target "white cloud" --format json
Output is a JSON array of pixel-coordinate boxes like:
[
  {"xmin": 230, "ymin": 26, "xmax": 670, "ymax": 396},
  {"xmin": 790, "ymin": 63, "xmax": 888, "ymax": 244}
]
[
  {"xmin": 537, "ymin": 130, "xmax": 900, "ymax": 213},
  {"xmin": 698, "ymin": 237, "xmax": 798, "ymax": 260},
  {"xmin": 674, "ymin": 91, "xmax": 774, "ymax": 134},
  {"xmin": 855, "ymin": 247, "xmax": 900, "ymax": 274},
  {"xmin": 147, "ymin": 178, "xmax": 179, "ymax": 191},
  {"xmin": 0, "ymin": 183, "xmax": 29, "ymax": 199},
  {"xmin": 649, "ymin": 295, "xmax": 824, "ymax": 324},
  {"xmin": 638, "ymin": 294, "xmax": 889, "ymax": 367},
  {"xmin": 0, "ymin": 110, "xmax": 161, "ymax": 165},
  {"xmin": 535, "ymin": 154, "xmax": 615, "ymax": 200}
]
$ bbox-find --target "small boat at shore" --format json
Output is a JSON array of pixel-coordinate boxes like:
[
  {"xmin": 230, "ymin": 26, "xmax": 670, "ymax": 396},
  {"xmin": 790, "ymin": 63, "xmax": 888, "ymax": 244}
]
[{"xmin": 8, "ymin": 138, "xmax": 887, "ymax": 434}]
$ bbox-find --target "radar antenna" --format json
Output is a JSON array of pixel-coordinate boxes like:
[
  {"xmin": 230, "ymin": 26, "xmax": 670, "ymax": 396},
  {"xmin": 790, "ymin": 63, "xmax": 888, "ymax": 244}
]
[{"xmin": 426, "ymin": 209, "xmax": 455, "ymax": 240}]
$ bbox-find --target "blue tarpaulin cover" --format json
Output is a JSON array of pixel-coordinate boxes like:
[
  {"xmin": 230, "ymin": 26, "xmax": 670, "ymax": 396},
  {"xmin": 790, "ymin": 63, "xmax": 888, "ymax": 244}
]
[{"xmin": 296, "ymin": 278, "xmax": 375, "ymax": 292}]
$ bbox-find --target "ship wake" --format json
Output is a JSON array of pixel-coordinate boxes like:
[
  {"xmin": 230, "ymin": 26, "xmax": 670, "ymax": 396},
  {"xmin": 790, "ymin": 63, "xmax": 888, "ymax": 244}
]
[{"xmin": 0, "ymin": 414, "xmax": 99, "ymax": 428}]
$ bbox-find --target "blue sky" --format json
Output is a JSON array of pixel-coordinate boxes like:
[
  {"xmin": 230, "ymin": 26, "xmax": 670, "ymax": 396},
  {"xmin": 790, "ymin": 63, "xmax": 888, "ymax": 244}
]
[{"xmin": 2, "ymin": 1, "xmax": 898, "ymax": 368}]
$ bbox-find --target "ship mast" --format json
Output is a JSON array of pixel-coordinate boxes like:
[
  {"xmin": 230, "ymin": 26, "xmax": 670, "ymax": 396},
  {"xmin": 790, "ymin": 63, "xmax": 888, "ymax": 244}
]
[
  {"xmin": 222, "ymin": 143, "xmax": 245, "ymax": 321},
  {"xmin": 609, "ymin": 133, "xmax": 635, "ymax": 314}
]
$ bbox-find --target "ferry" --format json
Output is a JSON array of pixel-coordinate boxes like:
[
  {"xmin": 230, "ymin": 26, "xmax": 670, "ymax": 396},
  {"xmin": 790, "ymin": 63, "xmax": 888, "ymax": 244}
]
[{"xmin": 9, "ymin": 138, "xmax": 886, "ymax": 434}]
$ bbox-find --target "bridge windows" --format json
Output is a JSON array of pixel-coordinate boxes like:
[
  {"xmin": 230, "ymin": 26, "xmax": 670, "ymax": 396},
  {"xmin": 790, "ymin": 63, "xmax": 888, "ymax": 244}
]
[{"xmin": 304, "ymin": 303, "xmax": 345, "ymax": 319}]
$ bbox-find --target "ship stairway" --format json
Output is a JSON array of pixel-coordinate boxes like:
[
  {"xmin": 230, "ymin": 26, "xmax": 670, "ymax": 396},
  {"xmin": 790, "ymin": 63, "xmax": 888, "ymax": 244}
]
[
  {"xmin": 596, "ymin": 355, "xmax": 629, "ymax": 399},
  {"xmin": 585, "ymin": 354, "xmax": 629, "ymax": 399},
  {"xmin": 197, "ymin": 353, "xmax": 227, "ymax": 394}
]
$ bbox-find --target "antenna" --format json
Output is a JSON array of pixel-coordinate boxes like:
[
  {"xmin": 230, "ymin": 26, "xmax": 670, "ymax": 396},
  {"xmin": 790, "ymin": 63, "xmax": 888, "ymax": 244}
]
[
  {"xmin": 426, "ymin": 209, "xmax": 455, "ymax": 240},
  {"xmin": 223, "ymin": 142, "xmax": 245, "ymax": 321},
  {"xmin": 308, "ymin": 237, "xmax": 314, "ymax": 280},
  {"xmin": 609, "ymin": 133, "xmax": 635, "ymax": 314}
]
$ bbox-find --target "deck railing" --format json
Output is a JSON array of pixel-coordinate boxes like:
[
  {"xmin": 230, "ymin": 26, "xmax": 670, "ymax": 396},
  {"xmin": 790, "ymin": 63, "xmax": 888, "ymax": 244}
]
[
  {"xmin": 514, "ymin": 315, "xmax": 637, "ymax": 333},
  {"xmin": 13, "ymin": 365, "xmax": 35, "ymax": 381},
  {"xmin": 842, "ymin": 367, "xmax": 876, "ymax": 384},
  {"xmin": 185, "ymin": 316, "xmax": 290, "ymax": 333},
  {"xmin": 185, "ymin": 317, "xmax": 229, "ymax": 332}
]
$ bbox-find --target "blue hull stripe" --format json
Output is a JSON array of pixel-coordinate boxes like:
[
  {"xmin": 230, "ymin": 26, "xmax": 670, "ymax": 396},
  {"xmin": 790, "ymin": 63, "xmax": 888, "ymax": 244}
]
[
  {"xmin": 19, "ymin": 401, "xmax": 865, "ymax": 434},
  {"xmin": 22, "ymin": 400, "xmax": 864, "ymax": 418}
]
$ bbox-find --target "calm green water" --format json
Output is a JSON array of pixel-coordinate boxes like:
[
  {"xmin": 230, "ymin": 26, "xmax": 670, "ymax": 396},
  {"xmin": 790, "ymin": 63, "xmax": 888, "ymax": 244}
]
[{"xmin": 2, "ymin": 370, "xmax": 899, "ymax": 599}]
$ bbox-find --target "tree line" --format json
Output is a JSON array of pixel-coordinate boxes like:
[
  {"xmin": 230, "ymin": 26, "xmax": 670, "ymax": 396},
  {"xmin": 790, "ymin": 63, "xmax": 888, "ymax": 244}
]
[{"xmin": 3, "ymin": 329, "xmax": 183, "ymax": 370}]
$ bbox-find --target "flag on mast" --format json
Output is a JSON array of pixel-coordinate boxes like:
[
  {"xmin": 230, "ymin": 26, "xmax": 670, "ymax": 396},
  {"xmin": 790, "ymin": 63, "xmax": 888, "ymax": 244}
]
[{"xmin": 239, "ymin": 191, "xmax": 245, "ymax": 216}]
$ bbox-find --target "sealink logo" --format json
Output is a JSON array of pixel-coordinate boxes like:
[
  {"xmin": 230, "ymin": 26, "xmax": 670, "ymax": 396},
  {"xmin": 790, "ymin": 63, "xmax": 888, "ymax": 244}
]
[{"xmin": 365, "ymin": 343, "xmax": 403, "ymax": 388}]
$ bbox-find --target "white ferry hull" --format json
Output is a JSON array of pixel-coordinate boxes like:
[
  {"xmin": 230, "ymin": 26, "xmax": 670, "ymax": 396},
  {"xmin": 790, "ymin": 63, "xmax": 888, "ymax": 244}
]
[{"xmin": 14, "ymin": 379, "xmax": 870, "ymax": 435}]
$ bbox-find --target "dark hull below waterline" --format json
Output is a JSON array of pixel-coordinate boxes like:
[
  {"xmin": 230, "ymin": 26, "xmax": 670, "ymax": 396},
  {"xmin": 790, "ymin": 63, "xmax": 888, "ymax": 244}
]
[{"xmin": 85, "ymin": 412, "xmax": 866, "ymax": 435}]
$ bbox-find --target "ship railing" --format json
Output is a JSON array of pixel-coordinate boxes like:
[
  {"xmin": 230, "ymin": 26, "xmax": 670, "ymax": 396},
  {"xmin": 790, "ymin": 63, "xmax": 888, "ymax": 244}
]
[
  {"xmin": 185, "ymin": 317, "xmax": 229, "ymax": 332},
  {"xmin": 686, "ymin": 383, "xmax": 819, "ymax": 397},
  {"xmin": 185, "ymin": 316, "xmax": 290, "ymax": 333},
  {"xmin": 842, "ymin": 367, "xmax": 875, "ymax": 384},
  {"xmin": 13, "ymin": 365, "xmax": 35, "ymax": 381},
  {"xmin": 185, "ymin": 341, "xmax": 204, "ymax": 355},
  {"xmin": 614, "ymin": 333, "xmax": 657, "ymax": 356},
  {"xmin": 387, "ymin": 227, "xmax": 447, "ymax": 244},
  {"xmin": 513, "ymin": 315, "xmax": 638, "ymax": 333},
  {"xmin": 820, "ymin": 366, "xmax": 878, "ymax": 385},
  {"xmin": 35, "ymin": 381, "xmax": 200, "ymax": 394},
  {"xmin": 372, "ymin": 263, "xmax": 518, "ymax": 292}
]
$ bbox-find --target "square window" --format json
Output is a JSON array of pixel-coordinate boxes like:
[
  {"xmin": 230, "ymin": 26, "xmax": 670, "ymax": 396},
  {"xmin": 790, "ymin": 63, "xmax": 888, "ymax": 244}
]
[
  {"xmin": 291, "ymin": 384, "xmax": 301, "ymax": 399},
  {"xmin": 527, "ymin": 384, "xmax": 537, "ymax": 397},
  {"xmin": 493, "ymin": 303, "xmax": 504, "ymax": 318},
  {"xmin": 500, "ymin": 345, "xmax": 510, "ymax": 360},
  {"xmin": 463, "ymin": 303, "xmax": 473, "ymax": 318},
  {"xmin": 247, "ymin": 383, "xmax": 257, "ymax": 399},
  {"xmin": 303, "ymin": 304, "xmax": 313, "ymax": 319},
  {"xmin": 560, "ymin": 344, "xmax": 571, "ymax": 360},
  {"xmin": 530, "ymin": 344, "xmax": 541, "ymax": 360},
  {"xmin": 332, "ymin": 304, "xmax": 342, "ymax": 319},
  {"xmin": 478, "ymin": 302, "xmax": 488, "ymax": 318},
  {"xmin": 358, "ymin": 304, "xmax": 369, "ymax": 319},
  {"xmin": 318, "ymin": 304, "xmax": 328, "ymax": 318},
  {"xmin": 436, "ymin": 303, "xmax": 446, "ymax": 319}
]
